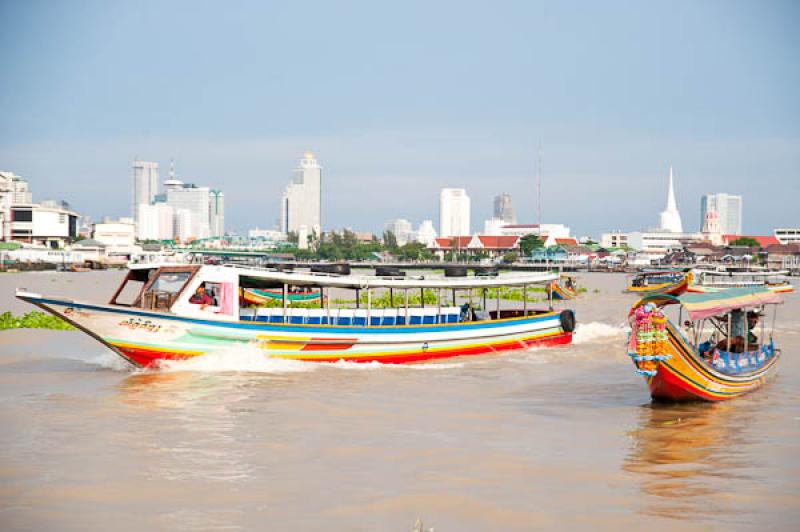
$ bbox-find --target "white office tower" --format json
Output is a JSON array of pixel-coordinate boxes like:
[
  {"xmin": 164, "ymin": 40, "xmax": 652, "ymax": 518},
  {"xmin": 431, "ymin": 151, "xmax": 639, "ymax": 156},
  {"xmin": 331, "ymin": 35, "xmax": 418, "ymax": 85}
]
[
  {"xmin": 132, "ymin": 161, "xmax": 159, "ymax": 223},
  {"xmin": 493, "ymin": 193, "xmax": 517, "ymax": 224},
  {"xmin": 281, "ymin": 152, "xmax": 322, "ymax": 235},
  {"xmin": 209, "ymin": 190, "xmax": 225, "ymax": 237},
  {"xmin": 384, "ymin": 218, "xmax": 414, "ymax": 246},
  {"xmin": 137, "ymin": 203, "xmax": 175, "ymax": 240},
  {"xmin": 440, "ymin": 188, "xmax": 471, "ymax": 237},
  {"xmin": 416, "ymin": 220, "xmax": 438, "ymax": 247},
  {"xmin": 173, "ymin": 208, "xmax": 194, "ymax": 241},
  {"xmin": 701, "ymin": 193, "xmax": 742, "ymax": 235},
  {"xmin": 164, "ymin": 180, "xmax": 212, "ymax": 240},
  {"xmin": 659, "ymin": 166, "xmax": 683, "ymax": 233}
]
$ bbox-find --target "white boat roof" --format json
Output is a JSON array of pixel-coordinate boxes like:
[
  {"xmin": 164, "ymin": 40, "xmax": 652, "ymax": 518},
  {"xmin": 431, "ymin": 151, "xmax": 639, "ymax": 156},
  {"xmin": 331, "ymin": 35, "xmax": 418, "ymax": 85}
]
[
  {"xmin": 130, "ymin": 262, "xmax": 558, "ymax": 289},
  {"xmin": 695, "ymin": 269, "xmax": 789, "ymax": 277}
]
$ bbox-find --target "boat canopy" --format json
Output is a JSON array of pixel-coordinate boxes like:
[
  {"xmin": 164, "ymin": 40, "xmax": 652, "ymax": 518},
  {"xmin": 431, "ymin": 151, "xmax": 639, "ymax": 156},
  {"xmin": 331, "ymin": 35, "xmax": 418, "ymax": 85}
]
[
  {"xmin": 632, "ymin": 287, "xmax": 783, "ymax": 320},
  {"xmin": 222, "ymin": 265, "xmax": 558, "ymax": 290}
]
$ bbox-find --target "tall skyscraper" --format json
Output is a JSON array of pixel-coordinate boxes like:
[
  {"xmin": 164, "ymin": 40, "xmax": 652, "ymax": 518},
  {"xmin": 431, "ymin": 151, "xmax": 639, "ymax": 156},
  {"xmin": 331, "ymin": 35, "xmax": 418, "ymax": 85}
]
[
  {"xmin": 132, "ymin": 161, "xmax": 159, "ymax": 223},
  {"xmin": 659, "ymin": 166, "xmax": 683, "ymax": 233},
  {"xmin": 493, "ymin": 193, "xmax": 517, "ymax": 224},
  {"xmin": 440, "ymin": 188, "xmax": 471, "ymax": 237},
  {"xmin": 281, "ymin": 152, "xmax": 322, "ymax": 235},
  {"xmin": 701, "ymin": 193, "xmax": 742, "ymax": 235}
]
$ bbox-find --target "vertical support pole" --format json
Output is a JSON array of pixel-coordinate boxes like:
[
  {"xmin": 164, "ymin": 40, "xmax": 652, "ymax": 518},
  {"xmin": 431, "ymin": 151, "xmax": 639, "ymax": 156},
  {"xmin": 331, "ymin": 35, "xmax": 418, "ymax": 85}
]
[
  {"xmin": 367, "ymin": 289, "xmax": 371, "ymax": 327},
  {"xmin": 744, "ymin": 308, "xmax": 749, "ymax": 354},
  {"xmin": 326, "ymin": 286, "xmax": 331, "ymax": 325},
  {"xmin": 389, "ymin": 287, "xmax": 393, "ymax": 307},
  {"xmin": 496, "ymin": 285, "xmax": 501, "ymax": 320},
  {"xmin": 727, "ymin": 312, "xmax": 732, "ymax": 352},
  {"xmin": 404, "ymin": 288, "xmax": 409, "ymax": 325},
  {"xmin": 451, "ymin": 288, "xmax": 456, "ymax": 306},
  {"xmin": 523, "ymin": 285, "xmax": 527, "ymax": 316},
  {"xmin": 437, "ymin": 288, "xmax": 442, "ymax": 324},
  {"xmin": 548, "ymin": 284, "xmax": 553, "ymax": 311},
  {"xmin": 355, "ymin": 289, "xmax": 360, "ymax": 309},
  {"xmin": 420, "ymin": 288, "xmax": 425, "ymax": 308},
  {"xmin": 482, "ymin": 288, "xmax": 487, "ymax": 314},
  {"xmin": 760, "ymin": 305, "xmax": 765, "ymax": 350},
  {"xmin": 282, "ymin": 283, "xmax": 288, "ymax": 323}
]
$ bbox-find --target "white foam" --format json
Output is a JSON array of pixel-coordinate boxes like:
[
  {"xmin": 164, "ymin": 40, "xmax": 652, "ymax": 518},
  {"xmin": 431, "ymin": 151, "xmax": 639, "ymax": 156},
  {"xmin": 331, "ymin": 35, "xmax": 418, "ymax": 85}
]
[
  {"xmin": 572, "ymin": 321, "xmax": 628, "ymax": 345},
  {"xmin": 84, "ymin": 350, "xmax": 134, "ymax": 371},
  {"xmin": 325, "ymin": 359, "xmax": 465, "ymax": 371},
  {"xmin": 156, "ymin": 344, "xmax": 317, "ymax": 374}
]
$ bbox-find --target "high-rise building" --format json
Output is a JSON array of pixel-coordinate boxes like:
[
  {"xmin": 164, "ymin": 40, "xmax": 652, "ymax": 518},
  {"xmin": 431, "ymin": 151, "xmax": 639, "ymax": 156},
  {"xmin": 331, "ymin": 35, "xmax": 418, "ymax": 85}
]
[
  {"xmin": 281, "ymin": 152, "xmax": 322, "ymax": 235},
  {"xmin": 493, "ymin": 193, "xmax": 516, "ymax": 224},
  {"xmin": 164, "ymin": 180, "xmax": 213, "ymax": 240},
  {"xmin": 701, "ymin": 193, "xmax": 742, "ymax": 235},
  {"xmin": 439, "ymin": 188, "xmax": 471, "ymax": 237},
  {"xmin": 384, "ymin": 218, "xmax": 414, "ymax": 246},
  {"xmin": 137, "ymin": 203, "xmax": 175, "ymax": 241},
  {"xmin": 132, "ymin": 161, "xmax": 159, "ymax": 223},
  {"xmin": 659, "ymin": 166, "xmax": 683, "ymax": 233}
]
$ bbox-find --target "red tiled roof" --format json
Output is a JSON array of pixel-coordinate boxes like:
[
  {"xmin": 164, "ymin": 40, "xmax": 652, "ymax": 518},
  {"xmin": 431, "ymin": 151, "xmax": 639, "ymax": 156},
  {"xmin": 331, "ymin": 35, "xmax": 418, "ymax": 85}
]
[
  {"xmin": 722, "ymin": 234, "xmax": 780, "ymax": 247},
  {"xmin": 432, "ymin": 236, "xmax": 472, "ymax": 249},
  {"xmin": 555, "ymin": 238, "xmax": 578, "ymax": 246},
  {"xmin": 477, "ymin": 235, "xmax": 520, "ymax": 249}
]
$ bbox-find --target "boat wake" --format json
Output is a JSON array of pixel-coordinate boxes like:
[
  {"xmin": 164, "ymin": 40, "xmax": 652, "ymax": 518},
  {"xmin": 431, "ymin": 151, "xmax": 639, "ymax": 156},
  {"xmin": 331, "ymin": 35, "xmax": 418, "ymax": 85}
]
[
  {"xmin": 572, "ymin": 321, "xmax": 628, "ymax": 345},
  {"xmin": 116, "ymin": 344, "xmax": 467, "ymax": 374}
]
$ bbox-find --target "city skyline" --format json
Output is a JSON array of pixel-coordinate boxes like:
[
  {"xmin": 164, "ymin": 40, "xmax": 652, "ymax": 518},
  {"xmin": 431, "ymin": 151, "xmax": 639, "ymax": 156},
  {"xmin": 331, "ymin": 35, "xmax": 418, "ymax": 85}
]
[{"xmin": 1, "ymin": 1, "xmax": 797, "ymax": 236}]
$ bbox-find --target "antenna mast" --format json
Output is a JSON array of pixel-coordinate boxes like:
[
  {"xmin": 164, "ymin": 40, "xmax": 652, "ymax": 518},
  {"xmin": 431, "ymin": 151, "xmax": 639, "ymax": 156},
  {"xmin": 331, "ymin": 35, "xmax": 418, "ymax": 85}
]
[{"xmin": 537, "ymin": 143, "xmax": 542, "ymax": 227}]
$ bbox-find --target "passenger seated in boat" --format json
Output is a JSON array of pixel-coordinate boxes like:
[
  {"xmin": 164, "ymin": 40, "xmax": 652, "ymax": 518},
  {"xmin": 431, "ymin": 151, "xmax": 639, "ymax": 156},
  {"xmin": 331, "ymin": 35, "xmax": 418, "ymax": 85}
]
[
  {"xmin": 715, "ymin": 310, "xmax": 760, "ymax": 353},
  {"xmin": 189, "ymin": 285, "xmax": 215, "ymax": 309}
]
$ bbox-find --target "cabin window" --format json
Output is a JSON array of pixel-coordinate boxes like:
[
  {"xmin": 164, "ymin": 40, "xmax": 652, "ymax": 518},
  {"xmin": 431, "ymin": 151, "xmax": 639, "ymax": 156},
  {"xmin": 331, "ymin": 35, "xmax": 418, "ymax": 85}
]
[
  {"xmin": 115, "ymin": 279, "xmax": 145, "ymax": 305},
  {"xmin": 143, "ymin": 271, "xmax": 193, "ymax": 310}
]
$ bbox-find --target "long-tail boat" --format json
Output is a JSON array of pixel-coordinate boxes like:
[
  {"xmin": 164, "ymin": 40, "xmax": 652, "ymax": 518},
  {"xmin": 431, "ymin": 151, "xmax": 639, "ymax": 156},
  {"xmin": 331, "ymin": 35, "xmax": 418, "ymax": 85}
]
[
  {"xmin": 625, "ymin": 269, "xmax": 692, "ymax": 296},
  {"xmin": 545, "ymin": 275, "xmax": 579, "ymax": 300},
  {"xmin": 16, "ymin": 263, "xmax": 576, "ymax": 368},
  {"xmin": 688, "ymin": 268, "xmax": 794, "ymax": 294},
  {"xmin": 627, "ymin": 287, "xmax": 783, "ymax": 401}
]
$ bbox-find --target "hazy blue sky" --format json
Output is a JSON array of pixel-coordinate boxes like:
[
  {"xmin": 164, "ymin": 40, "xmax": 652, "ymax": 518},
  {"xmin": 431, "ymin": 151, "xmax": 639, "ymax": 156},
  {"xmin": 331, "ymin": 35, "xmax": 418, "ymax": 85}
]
[{"xmin": 1, "ymin": 0, "xmax": 798, "ymax": 237}]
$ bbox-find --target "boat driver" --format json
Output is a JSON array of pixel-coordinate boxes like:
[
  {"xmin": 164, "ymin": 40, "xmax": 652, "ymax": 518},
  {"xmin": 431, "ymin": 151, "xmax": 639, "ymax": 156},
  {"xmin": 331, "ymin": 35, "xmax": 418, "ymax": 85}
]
[
  {"xmin": 716, "ymin": 310, "xmax": 760, "ymax": 353},
  {"xmin": 189, "ymin": 285, "xmax": 214, "ymax": 309}
]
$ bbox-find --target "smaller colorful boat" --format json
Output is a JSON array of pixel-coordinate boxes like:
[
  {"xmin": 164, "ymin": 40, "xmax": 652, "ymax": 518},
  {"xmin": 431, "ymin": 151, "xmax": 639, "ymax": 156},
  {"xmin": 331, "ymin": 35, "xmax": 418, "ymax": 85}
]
[
  {"xmin": 242, "ymin": 287, "xmax": 321, "ymax": 305},
  {"xmin": 627, "ymin": 287, "xmax": 783, "ymax": 402},
  {"xmin": 546, "ymin": 275, "xmax": 579, "ymax": 300},
  {"xmin": 688, "ymin": 268, "xmax": 794, "ymax": 294},
  {"xmin": 625, "ymin": 270, "xmax": 692, "ymax": 296}
]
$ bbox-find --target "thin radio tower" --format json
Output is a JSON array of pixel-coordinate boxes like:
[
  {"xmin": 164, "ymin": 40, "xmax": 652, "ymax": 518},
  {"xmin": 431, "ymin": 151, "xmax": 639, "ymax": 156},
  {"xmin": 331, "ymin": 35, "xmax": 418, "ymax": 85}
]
[{"xmin": 537, "ymin": 143, "xmax": 542, "ymax": 227}]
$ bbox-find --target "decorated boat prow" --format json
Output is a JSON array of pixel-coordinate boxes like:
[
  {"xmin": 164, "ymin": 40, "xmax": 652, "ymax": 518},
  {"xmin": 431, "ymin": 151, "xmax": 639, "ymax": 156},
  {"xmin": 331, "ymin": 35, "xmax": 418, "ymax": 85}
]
[
  {"xmin": 16, "ymin": 263, "xmax": 576, "ymax": 369},
  {"xmin": 627, "ymin": 287, "xmax": 783, "ymax": 402},
  {"xmin": 625, "ymin": 269, "xmax": 692, "ymax": 296}
]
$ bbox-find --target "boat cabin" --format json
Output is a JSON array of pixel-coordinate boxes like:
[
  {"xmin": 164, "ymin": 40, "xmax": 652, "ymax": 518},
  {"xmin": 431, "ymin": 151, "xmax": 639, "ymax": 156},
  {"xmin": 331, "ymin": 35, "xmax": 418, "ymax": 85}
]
[{"xmin": 109, "ymin": 264, "xmax": 561, "ymax": 325}]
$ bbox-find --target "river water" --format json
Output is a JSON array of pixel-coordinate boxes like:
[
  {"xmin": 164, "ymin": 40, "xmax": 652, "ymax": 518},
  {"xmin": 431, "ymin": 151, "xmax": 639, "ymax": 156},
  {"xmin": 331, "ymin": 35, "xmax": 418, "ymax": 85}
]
[{"xmin": 0, "ymin": 271, "xmax": 797, "ymax": 531}]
